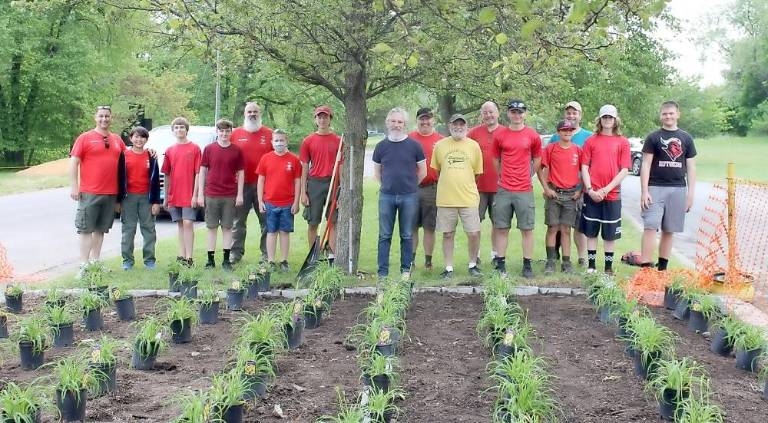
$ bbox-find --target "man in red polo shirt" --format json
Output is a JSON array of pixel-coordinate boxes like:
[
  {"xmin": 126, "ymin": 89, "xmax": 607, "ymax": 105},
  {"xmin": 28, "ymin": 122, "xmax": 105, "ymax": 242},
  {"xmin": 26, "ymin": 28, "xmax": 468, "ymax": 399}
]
[
  {"xmin": 468, "ymin": 101, "xmax": 503, "ymax": 265},
  {"xmin": 69, "ymin": 105, "xmax": 126, "ymax": 276},
  {"xmin": 299, "ymin": 105, "xmax": 342, "ymax": 260},
  {"xmin": 230, "ymin": 101, "xmax": 273, "ymax": 264},
  {"xmin": 409, "ymin": 107, "xmax": 442, "ymax": 271}
]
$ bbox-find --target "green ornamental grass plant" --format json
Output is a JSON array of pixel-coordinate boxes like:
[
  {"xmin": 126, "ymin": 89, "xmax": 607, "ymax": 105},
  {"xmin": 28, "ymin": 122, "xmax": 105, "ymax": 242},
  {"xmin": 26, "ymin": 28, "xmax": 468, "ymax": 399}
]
[
  {"xmin": 733, "ymin": 323, "xmax": 765, "ymax": 351},
  {"xmin": 677, "ymin": 397, "xmax": 724, "ymax": 423},
  {"xmin": 236, "ymin": 312, "xmax": 286, "ymax": 357},
  {"xmin": 647, "ymin": 357, "xmax": 707, "ymax": 402},
  {"xmin": 0, "ymin": 381, "xmax": 50, "ymax": 423},
  {"xmin": 163, "ymin": 297, "xmax": 198, "ymax": 325},
  {"xmin": 82, "ymin": 262, "xmax": 108, "ymax": 288},
  {"xmin": 492, "ymin": 362, "xmax": 557, "ymax": 423},
  {"xmin": 170, "ymin": 389, "xmax": 209, "ymax": 423},
  {"xmin": 208, "ymin": 371, "xmax": 246, "ymax": 415},
  {"xmin": 45, "ymin": 288, "xmax": 65, "ymax": 305},
  {"xmin": 626, "ymin": 315, "xmax": 677, "ymax": 366},
  {"xmin": 14, "ymin": 315, "xmax": 50, "ymax": 353},
  {"xmin": 79, "ymin": 290, "xmax": 106, "ymax": 313},
  {"xmin": 361, "ymin": 353, "xmax": 399, "ymax": 386},
  {"xmin": 133, "ymin": 317, "xmax": 168, "ymax": 359},
  {"xmin": 50, "ymin": 355, "xmax": 104, "ymax": 400},
  {"xmin": 46, "ymin": 304, "xmax": 74, "ymax": 326},
  {"xmin": 82, "ymin": 336, "xmax": 122, "ymax": 366},
  {"xmin": 711, "ymin": 315, "xmax": 745, "ymax": 344},
  {"xmin": 234, "ymin": 345, "xmax": 276, "ymax": 380},
  {"xmin": 317, "ymin": 389, "xmax": 367, "ymax": 423},
  {"xmin": 196, "ymin": 288, "xmax": 220, "ymax": 306},
  {"xmin": 166, "ymin": 260, "xmax": 183, "ymax": 276},
  {"xmin": 366, "ymin": 387, "xmax": 404, "ymax": 421},
  {"xmin": 689, "ymin": 294, "xmax": 720, "ymax": 320},
  {"xmin": 176, "ymin": 265, "xmax": 202, "ymax": 285},
  {"xmin": 5, "ymin": 284, "xmax": 24, "ymax": 297}
]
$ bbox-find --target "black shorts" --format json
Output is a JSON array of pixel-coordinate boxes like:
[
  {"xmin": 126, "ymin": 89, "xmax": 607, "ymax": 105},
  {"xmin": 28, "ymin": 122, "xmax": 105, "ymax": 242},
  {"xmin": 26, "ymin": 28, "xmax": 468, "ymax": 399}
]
[{"xmin": 579, "ymin": 197, "xmax": 622, "ymax": 241}]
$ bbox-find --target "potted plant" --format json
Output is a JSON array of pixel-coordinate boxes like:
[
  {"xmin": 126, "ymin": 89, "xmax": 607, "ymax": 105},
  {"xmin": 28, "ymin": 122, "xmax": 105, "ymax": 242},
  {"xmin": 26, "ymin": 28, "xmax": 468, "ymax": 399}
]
[
  {"xmin": 0, "ymin": 309, "xmax": 8, "ymax": 339},
  {"xmin": 237, "ymin": 266, "xmax": 259, "ymax": 300},
  {"xmin": 493, "ymin": 322, "xmax": 532, "ymax": 359},
  {"xmin": 197, "ymin": 289, "xmax": 221, "ymax": 325},
  {"xmin": 308, "ymin": 261, "xmax": 345, "ymax": 304},
  {"xmin": 317, "ymin": 390, "xmax": 366, "ymax": 422},
  {"xmin": 167, "ymin": 260, "xmax": 184, "ymax": 292},
  {"xmin": 4, "ymin": 284, "xmax": 24, "ymax": 313},
  {"xmin": 688, "ymin": 294, "xmax": 718, "ymax": 334},
  {"xmin": 226, "ymin": 280, "xmax": 246, "ymax": 311},
  {"xmin": 177, "ymin": 265, "xmax": 201, "ymax": 299},
  {"xmin": 256, "ymin": 263, "xmax": 271, "ymax": 292},
  {"xmin": 677, "ymin": 397, "xmax": 724, "ymax": 423},
  {"xmin": 303, "ymin": 290, "xmax": 327, "ymax": 330},
  {"xmin": 237, "ymin": 312, "xmax": 285, "ymax": 359},
  {"xmin": 13, "ymin": 315, "xmax": 50, "ymax": 370},
  {"xmin": 477, "ymin": 296, "xmax": 523, "ymax": 351},
  {"xmin": 82, "ymin": 262, "xmax": 109, "ymax": 299},
  {"xmin": 366, "ymin": 387, "xmax": 403, "ymax": 423},
  {"xmin": 664, "ymin": 273, "xmax": 687, "ymax": 310},
  {"xmin": 45, "ymin": 288, "xmax": 66, "ymax": 308},
  {"xmin": 208, "ymin": 371, "xmax": 247, "ymax": 423},
  {"xmin": 647, "ymin": 357, "xmax": 706, "ymax": 421},
  {"xmin": 0, "ymin": 382, "xmax": 50, "ymax": 423},
  {"xmin": 84, "ymin": 336, "xmax": 121, "ymax": 396},
  {"xmin": 626, "ymin": 315, "xmax": 676, "ymax": 379},
  {"xmin": 51, "ymin": 355, "xmax": 104, "ymax": 422},
  {"xmin": 593, "ymin": 284, "xmax": 625, "ymax": 325},
  {"xmin": 361, "ymin": 354, "xmax": 398, "ymax": 393},
  {"xmin": 131, "ymin": 317, "xmax": 168, "ymax": 370},
  {"xmin": 673, "ymin": 286, "xmax": 703, "ymax": 321},
  {"xmin": 111, "ymin": 287, "xmax": 136, "ymax": 321},
  {"xmin": 491, "ymin": 361, "xmax": 557, "ymax": 423},
  {"xmin": 277, "ymin": 301, "xmax": 305, "ymax": 350},
  {"xmin": 609, "ymin": 297, "xmax": 641, "ymax": 338},
  {"xmin": 709, "ymin": 315, "xmax": 743, "ymax": 356},
  {"xmin": 164, "ymin": 297, "xmax": 197, "ymax": 344},
  {"xmin": 733, "ymin": 323, "xmax": 764, "ymax": 372},
  {"xmin": 171, "ymin": 389, "xmax": 209, "ymax": 423},
  {"xmin": 47, "ymin": 304, "xmax": 75, "ymax": 347},
  {"xmin": 79, "ymin": 290, "xmax": 107, "ymax": 331},
  {"xmin": 235, "ymin": 345, "xmax": 276, "ymax": 400}
]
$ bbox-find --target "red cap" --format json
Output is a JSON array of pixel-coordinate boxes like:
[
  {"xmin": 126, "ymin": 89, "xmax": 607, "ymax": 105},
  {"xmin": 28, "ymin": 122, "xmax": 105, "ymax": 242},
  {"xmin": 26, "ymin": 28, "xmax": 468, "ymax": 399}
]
[{"xmin": 314, "ymin": 105, "xmax": 333, "ymax": 117}]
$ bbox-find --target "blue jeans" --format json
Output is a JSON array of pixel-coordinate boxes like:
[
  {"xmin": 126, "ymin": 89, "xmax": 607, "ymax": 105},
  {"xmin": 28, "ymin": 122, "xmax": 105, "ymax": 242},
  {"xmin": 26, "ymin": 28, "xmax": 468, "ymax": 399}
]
[{"xmin": 377, "ymin": 192, "xmax": 419, "ymax": 277}]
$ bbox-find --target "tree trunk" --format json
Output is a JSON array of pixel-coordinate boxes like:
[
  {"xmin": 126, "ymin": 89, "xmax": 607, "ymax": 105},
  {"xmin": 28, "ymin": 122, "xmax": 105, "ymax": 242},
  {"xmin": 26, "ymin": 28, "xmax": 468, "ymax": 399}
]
[
  {"xmin": 336, "ymin": 65, "xmax": 368, "ymax": 274},
  {"xmin": 437, "ymin": 92, "xmax": 457, "ymax": 135},
  {"xmin": 2, "ymin": 150, "xmax": 25, "ymax": 166}
]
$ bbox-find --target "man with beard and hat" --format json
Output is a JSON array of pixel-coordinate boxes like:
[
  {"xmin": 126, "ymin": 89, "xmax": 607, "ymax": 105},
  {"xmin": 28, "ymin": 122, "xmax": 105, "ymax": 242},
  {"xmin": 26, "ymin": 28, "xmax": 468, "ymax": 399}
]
[
  {"xmin": 230, "ymin": 102, "xmax": 273, "ymax": 264},
  {"xmin": 409, "ymin": 107, "xmax": 442, "ymax": 271}
]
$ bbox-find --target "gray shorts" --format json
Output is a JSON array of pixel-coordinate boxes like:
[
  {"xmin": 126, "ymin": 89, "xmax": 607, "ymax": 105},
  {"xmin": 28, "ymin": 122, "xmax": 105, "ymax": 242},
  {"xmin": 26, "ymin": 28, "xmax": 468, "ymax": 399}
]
[
  {"xmin": 491, "ymin": 188, "xmax": 535, "ymax": 230},
  {"xmin": 641, "ymin": 186, "xmax": 687, "ymax": 233},
  {"xmin": 478, "ymin": 191, "xmax": 496, "ymax": 221},
  {"xmin": 416, "ymin": 184, "xmax": 437, "ymax": 230},
  {"xmin": 302, "ymin": 176, "xmax": 337, "ymax": 225},
  {"xmin": 205, "ymin": 196, "xmax": 236, "ymax": 229},
  {"xmin": 544, "ymin": 191, "xmax": 579, "ymax": 227},
  {"xmin": 75, "ymin": 193, "xmax": 116, "ymax": 234},
  {"xmin": 169, "ymin": 206, "xmax": 197, "ymax": 222}
]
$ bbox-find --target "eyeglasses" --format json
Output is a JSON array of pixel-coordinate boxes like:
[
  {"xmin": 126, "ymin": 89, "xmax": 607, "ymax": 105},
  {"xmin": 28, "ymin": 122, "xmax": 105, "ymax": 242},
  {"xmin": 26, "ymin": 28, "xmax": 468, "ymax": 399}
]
[
  {"xmin": 600, "ymin": 115, "xmax": 616, "ymax": 120},
  {"xmin": 103, "ymin": 135, "xmax": 110, "ymax": 149},
  {"xmin": 96, "ymin": 105, "xmax": 111, "ymax": 111}
]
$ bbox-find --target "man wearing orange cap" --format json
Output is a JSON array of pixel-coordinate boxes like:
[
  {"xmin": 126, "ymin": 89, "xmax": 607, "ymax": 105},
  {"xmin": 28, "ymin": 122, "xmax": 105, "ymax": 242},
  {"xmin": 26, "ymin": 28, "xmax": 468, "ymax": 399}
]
[{"xmin": 299, "ymin": 105, "xmax": 342, "ymax": 259}]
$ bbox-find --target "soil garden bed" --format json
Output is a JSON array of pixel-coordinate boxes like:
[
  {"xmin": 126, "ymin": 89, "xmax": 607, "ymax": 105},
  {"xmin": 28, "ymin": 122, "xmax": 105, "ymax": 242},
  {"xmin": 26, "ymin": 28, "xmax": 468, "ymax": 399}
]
[{"xmin": 2, "ymin": 291, "xmax": 766, "ymax": 421}]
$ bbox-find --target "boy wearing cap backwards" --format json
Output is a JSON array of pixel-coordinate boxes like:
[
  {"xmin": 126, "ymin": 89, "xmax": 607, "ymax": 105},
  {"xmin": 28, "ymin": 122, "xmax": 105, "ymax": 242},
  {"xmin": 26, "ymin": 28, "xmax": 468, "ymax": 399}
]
[
  {"xmin": 257, "ymin": 130, "xmax": 303, "ymax": 272},
  {"xmin": 640, "ymin": 100, "xmax": 697, "ymax": 271},
  {"xmin": 540, "ymin": 121, "xmax": 582, "ymax": 274},
  {"xmin": 197, "ymin": 119, "xmax": 245, "ymax": 270},
  {"xmin": 432, "ymin": 114, "xmax": 484, "ymax": 279},
  {"xmin": 492, "ymin": 99, "xmax": 543, "ymax": 279},
  {"xmin": 579, "ymin": 105, "xmax": 631, "ymax": 274},
  {"xmin": 299, "ymin": 105, "xmax": 342, "ymax": 261},
  {"xmin": 409, "ymin": 107, "xmax": 443, "ymax": 271},
  {"xmin": 117, "ymin": 126, "xmax": 161, "ymax": 270},
  {"xmin": 162, "ymin": 117, "xmax": 202, "ymax": 266}
]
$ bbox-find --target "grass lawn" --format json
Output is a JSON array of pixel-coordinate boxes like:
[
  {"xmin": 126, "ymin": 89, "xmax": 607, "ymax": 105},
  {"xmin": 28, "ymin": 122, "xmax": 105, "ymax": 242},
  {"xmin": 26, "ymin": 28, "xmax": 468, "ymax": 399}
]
[
  {"xmin": 43, "ymin": 179, "xmax": 665, "ymax": 291},
  {"xmin": 695, "ymin": 135, "xmax": 768, "ymax": 183},
  {"xmin": 0, "ymin": 171, "xmax": 69, "ymax": 196},
  {"xmin": 365, "ymin": 134, "xmax": 385, "ymax": 149}
]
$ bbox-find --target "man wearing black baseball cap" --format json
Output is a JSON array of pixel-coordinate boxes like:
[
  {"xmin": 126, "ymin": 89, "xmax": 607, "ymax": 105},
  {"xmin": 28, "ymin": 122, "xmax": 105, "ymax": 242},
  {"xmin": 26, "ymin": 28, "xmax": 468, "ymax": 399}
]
[{"xmin": 409, "ymin": 107, "xmax": 442, "ymax": 271}]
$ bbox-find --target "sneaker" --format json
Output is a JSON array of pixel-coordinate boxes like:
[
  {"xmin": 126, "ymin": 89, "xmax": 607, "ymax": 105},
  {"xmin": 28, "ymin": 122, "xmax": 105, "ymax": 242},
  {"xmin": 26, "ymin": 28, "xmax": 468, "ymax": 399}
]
[
  {"xmin": 468, "ymin": 266, "xmax": 483, "ymax": 278},
  {"xmin": 176, "ymin": 256, "xmax": 186, "ymax": 264},
  {"xmin": 585, "ymin": 268, "xmax": 597, "ymax": 274},
  {"xmin": 205, "ymin": 261, "xmax": 215, "ymax": 269},
  {"xmin": 269, "ymin": 261, "xmax": 277, "ymax": 273},
  {"xmin": 400, "ymin": 271, "xmax": 411, "ymax": 282},
  {"xmin": 521, "ymin": 267, "xmax": 534, "ymax": 279},
  {"xmin": 561, "ymin": 261, "xmax": 574, "ymax": 274},
  {"xmin": 222, "ymin": 260, "xmax": 233, "ymax": 271},
  {"xmin": 491, "ymin": 256, "xmax": 499, "ymax": 268},
  {"xmin": 440, "ymin": 269, "xmax": 454, "ymax": 280},
  {"xmin": 280, "ymin": 261, "xmax": 290, "ymax": 273},
  {"xmin": 185, "ymin": 257, "xmax": 194, "ymax": 267},
  {"xmin": 544, "ymin": 260, "xmax": 555, "ymax": 274},
  {"xmin": 144, "ymin": 261, "xmax": 156, "ymax": 270},
  {"xmin": 122, "ymin": 261, "xmax": 134, "ymax": 271},
  {"xmin": 424, "ymin": 261, "xmax": 433, "ymax": 271}
]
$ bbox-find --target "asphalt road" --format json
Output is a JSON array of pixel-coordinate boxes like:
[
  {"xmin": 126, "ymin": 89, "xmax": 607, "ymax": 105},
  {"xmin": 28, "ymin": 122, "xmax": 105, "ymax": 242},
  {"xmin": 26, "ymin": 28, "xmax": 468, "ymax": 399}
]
[{"xmin": 0, "ymin": 187, "xmax": 184, "ymax": 279}]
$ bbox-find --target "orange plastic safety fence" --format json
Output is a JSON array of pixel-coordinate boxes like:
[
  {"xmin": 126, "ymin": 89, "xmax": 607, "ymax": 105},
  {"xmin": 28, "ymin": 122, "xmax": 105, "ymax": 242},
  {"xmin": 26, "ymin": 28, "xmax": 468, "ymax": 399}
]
[{"xmin": 0, "ymin": 242, "xmax": 14, "ymax": 282}]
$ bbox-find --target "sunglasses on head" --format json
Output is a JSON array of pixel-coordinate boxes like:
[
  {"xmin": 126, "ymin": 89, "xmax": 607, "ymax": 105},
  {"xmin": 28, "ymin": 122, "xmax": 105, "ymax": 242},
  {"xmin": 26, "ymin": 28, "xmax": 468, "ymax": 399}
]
[{"xmin": 97, "ymin": 105, "xmax": 111, "ymax": 111}]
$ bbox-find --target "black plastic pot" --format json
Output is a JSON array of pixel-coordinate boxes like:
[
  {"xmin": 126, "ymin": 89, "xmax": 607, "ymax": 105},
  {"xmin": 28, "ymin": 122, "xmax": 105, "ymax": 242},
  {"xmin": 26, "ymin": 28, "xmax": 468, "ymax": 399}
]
[
  {"xmin": 19, "ymin": 341, "xmax": 44, "ymax": 370},
  {"xmin": 170, "ymin": 317, "xmax": 193, "ymax": 344},
  {"xmin": 5, "ymin": 294, "xmax": 22, "ymax": 313},
  {"xmin": 659, "ymin": 388, "xmax": 689, "ymax": 421},
  {"xmin": 762, "ymin": 380, "xmax": 768, "ymax": 401},
  {"xmin": 284, "ymin": 318, "xmax": 304, "ymax": 350},
  {"xmin": 688, "ymin": 310, "xmax": 708, "ymax": 333},
  {"xmin": 257, "ymin": 272, "xmax": 271, "ymax": 292},
  {"xmin": 363, "ymin": 373, "xmax": 390, "ymax": 393},
  {"xmin": 199, "ymin": 302, "xmax": 220, "ymax": 325},
  {"xmin": 672, "ymin": 298, "xmax": 690, "ymax": 320},
  {"xmin": 52, "ymin": 322, "xmax": 75, "ymax": 347},
  {"xmin": 113, "ymin": 296, "xmax": 135, "ymax": 321},
  {"xmin": 219, "ymin": 404, "xmax": 243, "ymax": 423},
  {"xmin": 90, "ymin": 362, "xmax": 116, "ymax": 396},
  {"xmin": 625, "ymin": 345, "xmax": 636, "ymax": 358},
  {"xmin": 180, "ymin": 282, "xmax": 198, "ymax": 299},
  {"xmin": 375, "ymin": 343, "xmax": 395, "ymax": 357},
  {"xmin": 243, "ymin": 371, "xmax": 268, "ymax": 399},
  {"xmin": 169, "ymin": 272, "xmax": 181, "ymax": 292},
  {"xmin": 597, "ymin": 306, "xmax": 615, "ymax": 325},
  {"xmin": 663, "ymin": 287, "xmax": 678, "ymax": 310},
  {"xmin": 245, "ymin": 283, "xmax": 258, "ymax": 300},
  {"xmin": 226, "ymin": 289, "xmax": 245, "ymax": 311},
  {"xmin": 131, "ymin": 347, "xmax": 157, "ymax": 370},
  {"xmin": 83, "ymin": 307, "xmax": 103, "ymax": 331},
  {"xmin": 633, "ymin": 350, "xmax": 661, "ymax": 380},
  {"xmin": 0, "ymin": 315, "xmax": 8, "ymax": 338},
  {"xmin": 56, "ymin": 388, "xmax": 86, "ymax": 422},
  {"xmin": 494, "ymin": 343, "xmax": 518, "ymax": 359},
  {"xmin": 616, "ymin": 317, "xmax": 629, "ymax": 338},
  {"xmin": 735, "ymin": 347, "xmax": 762, "ymax": 372},
  {"xmin": 710, "ymin": 328, "xmax": 733, "ymax": 356},
  {"xmin": 304, "ymin": 307, "xmax": 324, "ymax": 329}
]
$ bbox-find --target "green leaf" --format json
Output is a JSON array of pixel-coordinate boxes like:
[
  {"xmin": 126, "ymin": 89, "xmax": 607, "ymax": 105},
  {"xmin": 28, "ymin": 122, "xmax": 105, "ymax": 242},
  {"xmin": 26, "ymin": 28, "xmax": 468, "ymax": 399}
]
[
  {"xmin": 371, "ymin": 43, "xmax": 393, "ymax": 54},
  {"xmin": 478, "ymin": 7, "xmax": 497, "ymax": 25},
  {"xmin": 520, "ymin": 19, "xmax": 542, "ymax": 39},
  {"xmin": 406, "ymin": 52, "xmax": 419, "ymax": 68},
  {"xmin": 494, "ymin": 32, "xmax": 509, "ymax": 45},
  {"xmin": 491, "ymin": 61, "xmax": 503, "ymax": 69}
]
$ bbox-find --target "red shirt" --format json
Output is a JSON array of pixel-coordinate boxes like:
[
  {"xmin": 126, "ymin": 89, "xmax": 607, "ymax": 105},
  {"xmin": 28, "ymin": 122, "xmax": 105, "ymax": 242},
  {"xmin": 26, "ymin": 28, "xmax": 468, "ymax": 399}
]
[
  {"xmin": 408, "ymin": 130, "xmax": 442, "ymax": 186},
  {"xmin": 299, "ymin": 132, "xmax": 341, "ymax": 178},
  {"xmin": 257, "ymin": 152, "xmax": 302, "ymax": 207},
  {"xmin": 161, "ymin": 142, "xmax": 202, "ymax": 207},
  {"xmin": 125, "ymin": 150, "xmax": 151, "ymax": 194},
  {"xmin": 581, "ymin": 134, "xmax": 631, "ymax": 201},
  {"xmin": 70, "ymin": 130, "xmax": 126, "ymax": 195},
  {"xmin": 542, "ymin": 142, "xmax": 582, "ymax": 189},
  {"xmin": 492, "ymin": 126, "xmax": 542, "ymax": 192},
  {"xmin": 231, "ymin": 127, "xmax": 273, "ymax": 184},
  {"xmin": 201, "ymin": 142, "xmax": 244, "ymax": 197},
  {"xmin": 468, "ymin": 124, "xmax": 502, "ymax": 192}
]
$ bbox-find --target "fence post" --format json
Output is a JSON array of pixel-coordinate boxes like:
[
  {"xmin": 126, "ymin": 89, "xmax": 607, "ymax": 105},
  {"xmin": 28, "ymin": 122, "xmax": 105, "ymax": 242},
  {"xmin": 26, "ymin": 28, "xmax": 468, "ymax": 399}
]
[{"xmin": 726, "ymin": 162, "xmax": 737, "ymax": 284}]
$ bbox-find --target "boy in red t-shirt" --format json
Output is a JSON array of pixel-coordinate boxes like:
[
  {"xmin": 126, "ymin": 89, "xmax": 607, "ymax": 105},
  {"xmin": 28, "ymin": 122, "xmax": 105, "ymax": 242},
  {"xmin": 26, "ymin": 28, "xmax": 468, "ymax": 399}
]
[
  {"xmin": 579, "ymin": 105, "xmax": 631, "ymax": 274},
  {"xmin": 257, "ymin": 129, "xmax": 302, "ymax": 272},
  {"xmin": 161, "ymin": 117, "xmax": 202, "ymax": 265},
  {"xmin": 197, "ymin": 119, "xmax": 244, "ymax": 270},
  {"xmin": 540, "ymin": 121, "xmax": 582, "ymax": 274}
]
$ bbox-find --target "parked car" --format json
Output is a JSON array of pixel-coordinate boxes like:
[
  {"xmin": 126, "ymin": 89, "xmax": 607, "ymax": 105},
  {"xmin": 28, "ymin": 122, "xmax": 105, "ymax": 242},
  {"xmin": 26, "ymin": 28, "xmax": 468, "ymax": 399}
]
[
  {"xmin": 145, "ymin": 125, "xmax": 217, "ymax": 217},
  {"xmin": 628, "ymin": 137, "xmax": 643, "ymax": 176}
]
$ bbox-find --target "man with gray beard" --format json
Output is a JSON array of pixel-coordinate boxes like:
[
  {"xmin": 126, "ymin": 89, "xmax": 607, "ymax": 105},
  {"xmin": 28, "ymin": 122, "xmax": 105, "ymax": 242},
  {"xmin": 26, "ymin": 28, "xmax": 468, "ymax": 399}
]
[{"xmin": 230, "ymin": 102, "xmax": 273, "ymax": 264}]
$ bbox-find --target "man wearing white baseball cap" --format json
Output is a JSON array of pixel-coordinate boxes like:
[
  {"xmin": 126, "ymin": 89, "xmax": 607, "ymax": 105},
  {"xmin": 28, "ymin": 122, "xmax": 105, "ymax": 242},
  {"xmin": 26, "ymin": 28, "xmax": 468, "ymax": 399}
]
[{"xmin": 578, "ymin": 104, "xmax": 631, "ymax": 274}]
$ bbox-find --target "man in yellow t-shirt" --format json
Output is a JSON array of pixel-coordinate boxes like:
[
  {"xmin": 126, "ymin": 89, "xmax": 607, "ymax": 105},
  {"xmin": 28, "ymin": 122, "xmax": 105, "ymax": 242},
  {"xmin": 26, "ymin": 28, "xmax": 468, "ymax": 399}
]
[{"xmin": 431, "ymin": 114, "xmax": 483, "ymax": 279}]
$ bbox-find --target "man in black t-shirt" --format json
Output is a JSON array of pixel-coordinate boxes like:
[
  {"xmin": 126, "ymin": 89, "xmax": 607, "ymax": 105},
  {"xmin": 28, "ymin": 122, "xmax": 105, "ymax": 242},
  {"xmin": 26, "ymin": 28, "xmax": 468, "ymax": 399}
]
[{"xmin": 639, "ymin": 101, "xmax": 697, "ymax": 270}]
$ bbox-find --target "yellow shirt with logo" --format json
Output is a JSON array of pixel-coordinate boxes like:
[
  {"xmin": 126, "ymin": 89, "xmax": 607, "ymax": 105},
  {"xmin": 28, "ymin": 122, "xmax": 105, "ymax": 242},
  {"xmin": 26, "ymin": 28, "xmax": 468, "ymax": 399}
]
[{"xmin": 430, "ymin": 137, "xmax": 483, "ymax": 207}]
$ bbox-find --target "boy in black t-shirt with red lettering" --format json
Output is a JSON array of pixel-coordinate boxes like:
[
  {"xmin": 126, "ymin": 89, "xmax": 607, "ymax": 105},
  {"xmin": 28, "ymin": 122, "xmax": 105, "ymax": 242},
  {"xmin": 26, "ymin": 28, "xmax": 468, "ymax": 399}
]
[{"xmin": 639, "ymin": 101, "xmax": 697, "ymax": 271}]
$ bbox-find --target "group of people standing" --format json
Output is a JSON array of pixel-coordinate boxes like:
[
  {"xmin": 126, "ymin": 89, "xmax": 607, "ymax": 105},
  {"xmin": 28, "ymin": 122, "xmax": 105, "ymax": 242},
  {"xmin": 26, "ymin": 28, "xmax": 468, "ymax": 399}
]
[{"xmin": 372, "ymin": 99, "xmax": 696, "ymax": 280}]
